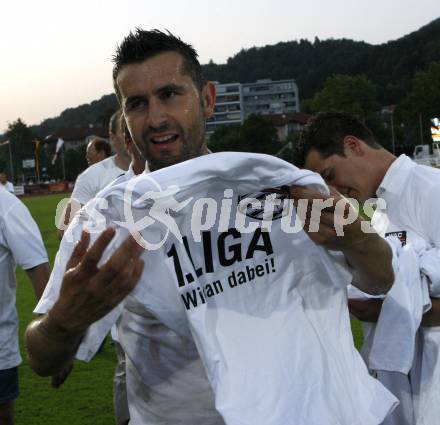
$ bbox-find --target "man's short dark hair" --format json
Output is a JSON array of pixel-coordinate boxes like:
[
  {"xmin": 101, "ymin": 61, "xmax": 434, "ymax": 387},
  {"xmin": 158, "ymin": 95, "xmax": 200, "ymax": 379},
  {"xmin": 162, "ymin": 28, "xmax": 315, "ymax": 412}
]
[
  {"xmin": 294, "ymin": 112, "xmax": 382, "ymax": 168},
  {"xmin": 92, "ymin": 139, "xmax": 112, "ymax": 157},
  {"xmin": 109, "ymin": 109, "xmax": 123, "ymax": 135},
  {"xmin": 112, "ymin": 29, "xmax": 204, "ymax": 103}
]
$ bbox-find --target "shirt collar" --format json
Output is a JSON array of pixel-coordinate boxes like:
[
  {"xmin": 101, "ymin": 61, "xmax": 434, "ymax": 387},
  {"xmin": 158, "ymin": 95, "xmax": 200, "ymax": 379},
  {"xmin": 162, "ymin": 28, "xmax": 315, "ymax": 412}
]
[{"xmin": 376, "ymin": 154, "xmax": 415, "ymax": 197}]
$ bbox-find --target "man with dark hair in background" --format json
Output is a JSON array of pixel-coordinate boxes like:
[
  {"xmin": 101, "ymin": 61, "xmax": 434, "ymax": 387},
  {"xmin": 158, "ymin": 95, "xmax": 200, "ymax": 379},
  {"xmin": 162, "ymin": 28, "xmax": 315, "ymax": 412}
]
[
  {"xmin": 86, "ymin": 138, "xmax": 111, "ymax": 165},
  {"xmin": 294, "ymin": 111, "xmax": 440, "ymax": 425},
  {"xmin": 26, "ymin": 32, "xmax": 397, "ymax": 425}
]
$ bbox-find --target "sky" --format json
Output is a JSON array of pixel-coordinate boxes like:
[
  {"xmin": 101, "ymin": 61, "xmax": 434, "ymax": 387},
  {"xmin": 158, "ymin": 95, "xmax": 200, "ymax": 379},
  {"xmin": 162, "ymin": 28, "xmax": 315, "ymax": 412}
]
[{"xmin": 1, "ymin": 0, "xmax": 439, "ymax": 133}]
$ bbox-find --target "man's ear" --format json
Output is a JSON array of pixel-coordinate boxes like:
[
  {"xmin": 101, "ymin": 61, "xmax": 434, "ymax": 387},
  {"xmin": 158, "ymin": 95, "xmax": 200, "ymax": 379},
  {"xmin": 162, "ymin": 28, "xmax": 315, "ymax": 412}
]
[
  {"xmin": 124, "ymin": 136, "xmax": 133, "ymax": 155},
  {"xmin": 343, "ymin": 135, "xmax": 364, "ymax": 156},
  {"xmin": 201, "ymin": 81, "xmax": 216, "ymax": 119}
]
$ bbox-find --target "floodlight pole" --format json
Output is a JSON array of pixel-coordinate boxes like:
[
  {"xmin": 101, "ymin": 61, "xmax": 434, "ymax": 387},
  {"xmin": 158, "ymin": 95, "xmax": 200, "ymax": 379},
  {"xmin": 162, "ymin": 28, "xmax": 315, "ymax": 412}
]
[{"xmin": 8, "ymin": 142, "xmax": 14, "ymax": 183}]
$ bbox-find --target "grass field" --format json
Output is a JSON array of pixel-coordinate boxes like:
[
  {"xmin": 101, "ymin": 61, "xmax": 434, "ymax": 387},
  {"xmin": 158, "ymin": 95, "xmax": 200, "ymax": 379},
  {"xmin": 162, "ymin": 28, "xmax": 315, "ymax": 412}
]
[
  {"xmin": 15, "ymin": 194, "xmax": 116, "ymax": 425},
  {"xmin": 15, "ymin": 193, "xmax": 364, "ymax": 425}
]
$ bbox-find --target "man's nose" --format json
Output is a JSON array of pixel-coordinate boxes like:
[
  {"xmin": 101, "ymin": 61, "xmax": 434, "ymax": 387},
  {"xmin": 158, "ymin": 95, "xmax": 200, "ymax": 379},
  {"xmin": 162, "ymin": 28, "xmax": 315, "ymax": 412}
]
[{"xmin": 147, "ymin": 98, "xmax": 168, "ymax": 129}]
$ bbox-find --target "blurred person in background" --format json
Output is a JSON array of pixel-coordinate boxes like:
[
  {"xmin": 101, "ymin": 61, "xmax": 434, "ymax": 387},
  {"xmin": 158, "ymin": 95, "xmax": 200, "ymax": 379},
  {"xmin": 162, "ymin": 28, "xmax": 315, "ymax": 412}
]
[
  {"xmin": 0, "ymin": 172, "xmax": 14, "ymax": 194},
  {"xmin": 0, "ymin": 185, "xmax": 49, "ymax": 425},
  {"xmin": 57, "ymin": 110, "xmax": 131, "ymax": 240},
  {"xmin": 86, "ymin": 139, "xmax": 111, "ymax": 166}
]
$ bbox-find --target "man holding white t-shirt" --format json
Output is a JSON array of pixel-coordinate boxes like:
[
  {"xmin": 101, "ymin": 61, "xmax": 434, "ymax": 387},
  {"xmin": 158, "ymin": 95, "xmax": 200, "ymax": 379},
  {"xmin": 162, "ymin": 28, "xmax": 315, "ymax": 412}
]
[
  {"xmin": 295, "ymin": 111, "xmax": 440, "ymax": 425},
  {"xmin": 26, "ymin": 30, "xmax": 397, "ymax": 425}
]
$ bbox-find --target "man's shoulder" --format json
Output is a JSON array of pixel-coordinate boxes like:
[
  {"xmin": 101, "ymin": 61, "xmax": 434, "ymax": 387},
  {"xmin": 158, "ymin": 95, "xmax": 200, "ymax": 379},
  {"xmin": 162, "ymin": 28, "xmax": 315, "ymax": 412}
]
[
  {"xmin": 0, "ymin": 186, "xmax": 20, "ymax": 211},
  {"xmin": 78, "ymin": 158, "xmax": 114, "ymax": 179}
]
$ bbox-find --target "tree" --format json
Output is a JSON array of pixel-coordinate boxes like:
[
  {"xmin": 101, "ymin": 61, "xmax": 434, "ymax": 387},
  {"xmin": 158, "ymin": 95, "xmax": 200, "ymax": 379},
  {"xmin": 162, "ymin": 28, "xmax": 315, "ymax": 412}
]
[
  {"xmin": 64, "ymin": 145, "xmax": 87, "ymax": 181},
  {"xmin": 308, "ymin": 74, "xmax": 380, "ymax": 118},
  {"xmin": 397, "ymin": 61, "xmax": 440, "ymax": 145},
  {"xmin": 4, "ymin": 119, "xmax": 35, "ymax": 183},
  {"xmin": 306, "ymin": 74, "xmax": 392, "ymax": 148},
  {"xmin": 208, "ymin": 114, "xmax": 279, "ymax": 155}
]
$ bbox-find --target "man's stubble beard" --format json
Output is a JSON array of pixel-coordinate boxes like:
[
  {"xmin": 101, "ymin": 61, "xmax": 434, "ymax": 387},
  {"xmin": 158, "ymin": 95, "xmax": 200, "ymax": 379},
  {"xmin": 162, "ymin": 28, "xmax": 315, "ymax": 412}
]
[{"xmin": 140, "ymin": 114, "xmax": 207, "ymax": 172}]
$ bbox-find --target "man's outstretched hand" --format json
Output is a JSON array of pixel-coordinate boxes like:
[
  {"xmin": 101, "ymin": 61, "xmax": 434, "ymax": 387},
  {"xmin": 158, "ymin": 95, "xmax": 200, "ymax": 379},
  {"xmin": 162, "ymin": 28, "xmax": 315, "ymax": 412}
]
[
  {"xmin": 26, "ymin": 228, "xmax": 144, "ymax": 378},
  {"xmin": 50, "ymin": 228, "xmax": 145, "ymax": 335}
]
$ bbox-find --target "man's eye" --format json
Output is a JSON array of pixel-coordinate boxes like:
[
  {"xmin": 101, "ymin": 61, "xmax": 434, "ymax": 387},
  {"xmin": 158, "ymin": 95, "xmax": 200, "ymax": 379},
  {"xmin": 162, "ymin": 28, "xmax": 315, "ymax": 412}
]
[
  {"xmin": 163, "ymin": 90, "xmax": 178, "ymax": 99},
  {"xmin": 128, "ymin": 99, "xmax": 147, "ymax": 110},
  {"xmin": 322, "ymin": 172, "xmax": 334, "ymax": 182}
]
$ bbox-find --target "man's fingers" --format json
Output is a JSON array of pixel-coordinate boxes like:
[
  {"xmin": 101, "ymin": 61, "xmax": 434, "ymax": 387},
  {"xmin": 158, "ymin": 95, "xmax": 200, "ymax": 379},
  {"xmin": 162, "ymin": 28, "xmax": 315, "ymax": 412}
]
[
  {"xmin": 104, "ymin": 258, "xmax": 145, "ymax": 302},
  {"xmin": 95, "ymin": 234, "xmax": 144, "ymax": 284},
  {"xmin": 51, "ymin": 362, "xmax": 73, "ymax": 388},
  {"xmin": 289, "ymin": 185, "xmax": 328, "ymax": 201},
  {"xmin": 66, "ymin": 231, "xmax": 90, "ymax": 270},
  {"xmin": 79, "ymin": 228, "xmax": 116, "ymax": 274}
]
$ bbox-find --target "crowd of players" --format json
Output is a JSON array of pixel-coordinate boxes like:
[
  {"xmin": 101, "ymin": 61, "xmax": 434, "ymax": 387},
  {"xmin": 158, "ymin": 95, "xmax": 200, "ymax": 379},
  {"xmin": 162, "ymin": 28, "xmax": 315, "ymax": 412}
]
[{"xmin": 1, "ymin": 28, "xmax": 440, "ymax": 425}]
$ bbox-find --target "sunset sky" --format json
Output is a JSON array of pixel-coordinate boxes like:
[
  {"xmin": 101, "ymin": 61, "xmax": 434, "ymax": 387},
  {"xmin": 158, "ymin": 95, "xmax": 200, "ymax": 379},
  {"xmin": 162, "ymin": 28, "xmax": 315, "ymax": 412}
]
[{"xmin": 1, "ymin": 0, "xmax": 438, "ymax": 133}]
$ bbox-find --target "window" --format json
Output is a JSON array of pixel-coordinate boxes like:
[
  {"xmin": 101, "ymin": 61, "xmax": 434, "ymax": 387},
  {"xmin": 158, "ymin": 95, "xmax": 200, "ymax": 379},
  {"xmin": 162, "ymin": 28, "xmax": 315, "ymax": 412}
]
[{"xmin": 226, "ymin": 85, "xmax": 239, "ymax": 93}]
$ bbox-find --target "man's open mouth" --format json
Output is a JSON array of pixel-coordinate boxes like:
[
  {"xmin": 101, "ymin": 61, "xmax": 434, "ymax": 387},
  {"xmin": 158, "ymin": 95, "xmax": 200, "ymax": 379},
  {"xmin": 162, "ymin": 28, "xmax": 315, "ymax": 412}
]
[{"xmin": 151, "ymin": 134, "xmax": 179, "ymax": 144}]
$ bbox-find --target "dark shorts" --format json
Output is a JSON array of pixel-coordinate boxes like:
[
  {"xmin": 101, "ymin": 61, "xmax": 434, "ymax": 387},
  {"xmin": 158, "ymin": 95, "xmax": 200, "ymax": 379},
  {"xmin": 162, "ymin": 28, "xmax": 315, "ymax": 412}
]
[{"xmin": 0, "ymin": 367, "xmax": 19, "ymax": 404}]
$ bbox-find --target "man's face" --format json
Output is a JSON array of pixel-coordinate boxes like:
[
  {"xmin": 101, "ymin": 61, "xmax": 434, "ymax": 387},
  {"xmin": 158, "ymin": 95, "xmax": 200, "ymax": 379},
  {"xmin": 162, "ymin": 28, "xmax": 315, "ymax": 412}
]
[
  {"xmin": 86, "ymin": 141, "xmax": 104, "ymax": 165},
  {"xmin": 304, "ymin": 146, "xmax": 375, "ymax": 203},
  {"xmin": 117, "ymin": 51, "xmax": 215, "ymax": 171},
  {"xmin": 0, "ymin": 173, "xmax": 6, "ymax": 184},
  {"xmin": 110, "ymin": 121, "xmax": 126, "ymax": 155}
]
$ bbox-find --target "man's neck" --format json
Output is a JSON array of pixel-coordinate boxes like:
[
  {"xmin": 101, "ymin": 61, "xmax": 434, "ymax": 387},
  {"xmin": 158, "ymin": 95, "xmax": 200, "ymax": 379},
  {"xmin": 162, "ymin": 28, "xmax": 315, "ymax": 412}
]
[
  {"xmin": 114, "ymin": 153, "xmax": 131, "ymax": 171},
  {"xmin": 372, "ymin": 149, "xmax": 397, "ymax": 193}
]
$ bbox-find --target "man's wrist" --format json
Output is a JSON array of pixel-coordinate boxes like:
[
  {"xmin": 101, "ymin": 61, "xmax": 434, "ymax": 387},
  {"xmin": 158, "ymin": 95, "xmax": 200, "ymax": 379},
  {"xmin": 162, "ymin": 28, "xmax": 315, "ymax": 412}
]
[
  {"xmin": 342, "ymin": 232, "xmax": 379, "ymax": 256},
  {"xmin": 43, "ymin": 308, "xmax": 86, "ymax": 343}
]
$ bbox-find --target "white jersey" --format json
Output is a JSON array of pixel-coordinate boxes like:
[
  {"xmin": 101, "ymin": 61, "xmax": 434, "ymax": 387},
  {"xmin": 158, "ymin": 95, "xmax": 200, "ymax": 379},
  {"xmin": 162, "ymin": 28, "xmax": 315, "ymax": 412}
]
[
  {"xmin": 350, "ymin": 155, "xmax": 440, "ymax": 425},
  {"xmin": 71, "ymin": 155, "xmax": 126, "ymax": 205},
  {"xmin": 0, "ymin": 186, "xmax": 48, "ymax": 370},
  {"xmin": 36, "ymin": 153, "xmax": 397, "ymax": 425},
  {"xmin": 349, "ymin": 228, "xmax": 430, "ymax": 425},
  {"xmin": 2, "ymin": 181, "xmax": 14, "ymax": 193},
  {"xmin": 35, "ymin": 165, "xmax": 137, "ymax": 360}
]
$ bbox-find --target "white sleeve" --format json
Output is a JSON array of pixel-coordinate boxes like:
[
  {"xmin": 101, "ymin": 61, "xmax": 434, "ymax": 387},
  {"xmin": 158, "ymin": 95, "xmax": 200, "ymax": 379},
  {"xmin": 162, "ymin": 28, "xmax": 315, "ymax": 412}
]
[
  {"xmin": 34, "ymin": 207, "xmax": 125, "ymax": 362},
  {"xmin": 3, "ymin": 199, "xmax": 48, "ymax": 269},
  {"xmin": 71, "ymin": 169, "xmax": 97, "ymax": 205},
  {"xmin": 419, "ymin": 184, "xmax": 440, "ymax": 247},
  {"xmin": 33, "ymin": 223, "xmax": 80, "ymax": 314}
]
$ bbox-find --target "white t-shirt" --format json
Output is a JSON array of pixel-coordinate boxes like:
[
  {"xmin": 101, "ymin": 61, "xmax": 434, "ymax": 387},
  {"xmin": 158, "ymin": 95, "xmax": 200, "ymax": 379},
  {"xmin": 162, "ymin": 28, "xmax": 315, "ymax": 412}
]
[
  {"xmin": 0, "ymin": 186, "xmax": 48, "ymax": 370},
  {"xmin": 2, "ymin": 181, "xmax": 14, "ymax": 193},
  {"xmin": 71, "ymin": 155, "xmax": 126, "ymax": 205},
  {"xmin": 35, "ymin": 165, "xmax": 138, "ymax": 359},
  {"xmin": 36, "ymin": 153, "xmax": 397, "ymax": 425},
  {"xmin": 349, "ymin": 155, "xmax": 440, "ymax": 425},
  {"xmin": 375, "ymin": 154, "xmax": 440, "ymax": 425},
  {"xmin": 376, "ymin": 154, "xmax": 440, "ymax": 246}
]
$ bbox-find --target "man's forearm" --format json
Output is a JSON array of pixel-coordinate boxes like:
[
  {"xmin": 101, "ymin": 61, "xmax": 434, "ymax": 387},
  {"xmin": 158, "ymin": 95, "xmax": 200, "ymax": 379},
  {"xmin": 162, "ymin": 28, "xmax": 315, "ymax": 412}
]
[
  {"xmin": 344, "ymin": 234, "xmax": 394, "ymax": 295},
  {"xmin": 422, "ymin": 298, "xmax": 440, "ymax": 327},
  {"xmin": 25, "ymin": 311, "xmax": 84, "ymax": 377},
  {"xmin": 26, "ymin": 262, "xmax": 50, "ymax": 300},
  {"xmin": 348, "ymin": 298, "xmax": 383, "ymax": 322}
]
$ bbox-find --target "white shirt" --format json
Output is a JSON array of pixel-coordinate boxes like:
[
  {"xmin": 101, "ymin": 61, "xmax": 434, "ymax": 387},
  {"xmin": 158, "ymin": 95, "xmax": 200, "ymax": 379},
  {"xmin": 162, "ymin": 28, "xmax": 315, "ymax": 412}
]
[
  {"xmin": 376, "ymin": 154, "xmax": 440, "ymax": 246},
  {"xmin": 36, "ymin": 153, "xmax": 397, "ymax": 425},
  {"xmin": 0, "ymin": 186, "xmax": 48, "ymax": 370},
  {"xmin": 2, "ymin": 181, "xmax": 14, "ymax": 194},
  {"xmin": 352, "ymin": 154, "xmax": 440, "ymax": 425},
  {"xmin": 71, "ymin": 155, "xmax": 126, "ymax": 205},
  {"xmin": 377, "ymin": 155, "xmax": 440, "ymax": 425},
  {"xmin": 36, "ymin": 165, "xmax": 138, "ymax": 359}
]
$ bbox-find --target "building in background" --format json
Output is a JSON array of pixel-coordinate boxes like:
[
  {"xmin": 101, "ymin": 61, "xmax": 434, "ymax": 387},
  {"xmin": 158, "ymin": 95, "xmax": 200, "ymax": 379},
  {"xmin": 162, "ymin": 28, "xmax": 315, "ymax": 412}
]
[
  {"xmin": 45, "ymin": 126, "xmax": 108, "ymax": 150},
  {"xmin": 242, "ymin": 79, "xmax": 299, "ymax": 118},
  {"xmin": 206, "ymin": 82, "xmax": 244, "ymax": 135},
  {"xmin": 262, "ymin": 112, "xmax": 310, "ymax": 142},
  {"xmin": 206, "ymin": 79, "xmax": 299, "ymax": 136}
]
